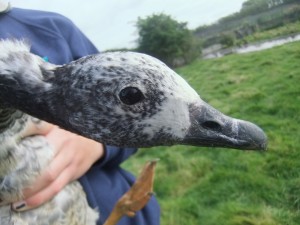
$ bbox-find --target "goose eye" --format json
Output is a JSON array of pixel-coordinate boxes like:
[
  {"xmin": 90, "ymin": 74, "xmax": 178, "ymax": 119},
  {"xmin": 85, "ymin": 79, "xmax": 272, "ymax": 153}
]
[{"xmin": 119, "ymin": 87, "xmax": 145, "ymax": 105}]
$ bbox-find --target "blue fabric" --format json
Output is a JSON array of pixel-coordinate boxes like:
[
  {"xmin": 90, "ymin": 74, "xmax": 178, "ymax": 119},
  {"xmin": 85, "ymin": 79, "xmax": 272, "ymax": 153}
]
[{"xmin": 0, "ymin": 7, "xmax": 160, "ymax": 225}]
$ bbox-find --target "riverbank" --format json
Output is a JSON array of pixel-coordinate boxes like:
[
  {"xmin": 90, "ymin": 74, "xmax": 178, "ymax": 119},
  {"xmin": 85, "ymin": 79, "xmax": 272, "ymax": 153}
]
[{"xmin": 203, "ymin": 33, "xmax": 300, "ymax": 59}]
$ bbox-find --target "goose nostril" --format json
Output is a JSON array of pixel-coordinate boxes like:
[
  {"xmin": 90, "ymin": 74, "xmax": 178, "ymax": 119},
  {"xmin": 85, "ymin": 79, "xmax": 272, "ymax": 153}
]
[{"xmin": 202, "ymin": 121, "xmax": 222, "ymax": 132}]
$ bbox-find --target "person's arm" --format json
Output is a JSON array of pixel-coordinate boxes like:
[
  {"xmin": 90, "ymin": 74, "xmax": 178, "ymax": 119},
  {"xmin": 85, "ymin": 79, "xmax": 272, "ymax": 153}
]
[{"xmin": 52, "ymin": 12, "xmax": 99, "ymax": 60}]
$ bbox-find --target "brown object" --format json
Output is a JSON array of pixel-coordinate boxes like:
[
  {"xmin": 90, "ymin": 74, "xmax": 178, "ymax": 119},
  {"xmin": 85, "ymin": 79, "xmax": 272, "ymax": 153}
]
[{"xmin": 104, "ymin": 160, "xmax": 158, "ymax": 225}]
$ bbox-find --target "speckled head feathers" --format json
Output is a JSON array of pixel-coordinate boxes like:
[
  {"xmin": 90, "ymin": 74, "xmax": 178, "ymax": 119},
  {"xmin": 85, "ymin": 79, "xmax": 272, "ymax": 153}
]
[{"xmin": 46, "ymin": 51, "xmax": 201, "ymax": 146}]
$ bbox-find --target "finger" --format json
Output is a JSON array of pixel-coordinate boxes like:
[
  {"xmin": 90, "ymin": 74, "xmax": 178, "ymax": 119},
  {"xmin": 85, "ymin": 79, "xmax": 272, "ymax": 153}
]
[
  {"xmin": 12, "ymin": 167, "xmax": 73, "ymax": 211},
  {"xmin": 45, "ymin": 127, "xmax": 74, "ymax": 155},
  {"xmin": 20, "ymin": 119, "xmax": 54, "ymax": 138},
  {"xmin": 46, "ymin": 128, "xmax": 103, "ymax": 170},
  {"xmin": 22, "ymin": 146, "xmax": 73, "ymax": 199}
]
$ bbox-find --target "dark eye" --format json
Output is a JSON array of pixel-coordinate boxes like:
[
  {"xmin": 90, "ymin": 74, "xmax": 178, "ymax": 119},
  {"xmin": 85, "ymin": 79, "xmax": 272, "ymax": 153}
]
[{"xmin": 119, "ymin": 87, "xmax": 145, "ymax": 105}]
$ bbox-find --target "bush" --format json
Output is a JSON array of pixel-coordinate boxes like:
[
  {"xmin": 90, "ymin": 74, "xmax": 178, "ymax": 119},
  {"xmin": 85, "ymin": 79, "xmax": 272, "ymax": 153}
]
[
  {"xmin": 220, "ymin": 33, "xmax": 236, "ymax": 47},
  {"xmin": 136, "ymin": 13, "xmax": 201, "ymax": 67}
]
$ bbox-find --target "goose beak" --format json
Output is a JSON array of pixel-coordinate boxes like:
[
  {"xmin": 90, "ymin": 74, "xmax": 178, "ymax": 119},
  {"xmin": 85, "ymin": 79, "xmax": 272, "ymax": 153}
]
[{"xmin": 182, "ymin": 102, "xmax": 267, "ymax": 150}]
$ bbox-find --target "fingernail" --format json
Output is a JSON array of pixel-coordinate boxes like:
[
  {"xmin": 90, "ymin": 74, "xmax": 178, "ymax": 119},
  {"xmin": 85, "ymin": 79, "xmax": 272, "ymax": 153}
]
[{"xmin": 12, "ymin": 201, "xmax": 27, "ymax": 211}]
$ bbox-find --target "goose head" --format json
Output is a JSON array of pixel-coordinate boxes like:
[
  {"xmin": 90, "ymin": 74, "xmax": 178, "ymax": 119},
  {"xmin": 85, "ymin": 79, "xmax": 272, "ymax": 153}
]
[{"xmin": 0, "ymin": 40, "xmax": 267, "ymax": 150}]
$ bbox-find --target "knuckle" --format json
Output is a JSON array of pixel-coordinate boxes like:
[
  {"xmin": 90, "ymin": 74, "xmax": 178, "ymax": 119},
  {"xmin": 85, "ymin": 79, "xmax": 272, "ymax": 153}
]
[
  {"xmin": 44, "ymin": 169, "xmax": 56, "ymax": 183},
  {"xmin": 68, "ymin": 166, "xmax": 79, "ymax": 180}
]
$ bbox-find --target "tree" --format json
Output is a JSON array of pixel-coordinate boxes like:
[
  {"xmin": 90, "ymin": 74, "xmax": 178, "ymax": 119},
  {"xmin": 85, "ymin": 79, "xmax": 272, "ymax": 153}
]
[
  {"xmin": 241, "ymin": 0, "xmax": 287, "ymax": 14},
  {"xmin": 241, "ymin": 0, "xmax": 269, "ymax": 15},
  {"xmin": 136, "ymin": 13, "xmax": 200, "ymax": 67}
]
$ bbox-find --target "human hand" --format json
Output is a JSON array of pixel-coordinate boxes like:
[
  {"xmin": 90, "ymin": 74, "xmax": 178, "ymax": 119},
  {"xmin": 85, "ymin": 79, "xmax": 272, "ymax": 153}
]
[{"xmin": 13, "ymin": 121, "xmax": 104, "ymax": 211}]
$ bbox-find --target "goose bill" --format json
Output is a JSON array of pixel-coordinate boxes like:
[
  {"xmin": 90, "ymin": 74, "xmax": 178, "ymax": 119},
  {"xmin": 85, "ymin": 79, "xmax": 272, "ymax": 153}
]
[{"xmin": 182, "ymin": 102, "xmax": 268, "ymax": 150}]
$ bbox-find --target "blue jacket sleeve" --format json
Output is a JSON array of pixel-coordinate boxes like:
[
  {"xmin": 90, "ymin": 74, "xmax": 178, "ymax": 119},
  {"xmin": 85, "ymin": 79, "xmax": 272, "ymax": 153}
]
[
  {"xmin": 55, "ymin": 15, "xmax": 99, "ymax": 60},
  {"xmin": 95, "ymin": 146, "xmax": 137, "ymax": 168}
]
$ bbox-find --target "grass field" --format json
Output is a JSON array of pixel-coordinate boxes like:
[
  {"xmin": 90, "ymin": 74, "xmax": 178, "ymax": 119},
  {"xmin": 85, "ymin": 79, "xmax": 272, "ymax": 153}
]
[
  {"xmin": 242, "ymin": 20, "xmax": 300, "ymax": 44},
  {"xmin": 122, "ymin": 40, "xmax": 300, "ymax": 225}
]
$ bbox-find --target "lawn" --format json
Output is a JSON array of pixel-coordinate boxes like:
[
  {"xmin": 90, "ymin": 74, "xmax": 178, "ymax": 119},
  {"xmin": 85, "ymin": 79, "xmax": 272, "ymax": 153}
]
[{"xmin": 122, "ymin": 41, "xmax": 300, "ymax": 225}]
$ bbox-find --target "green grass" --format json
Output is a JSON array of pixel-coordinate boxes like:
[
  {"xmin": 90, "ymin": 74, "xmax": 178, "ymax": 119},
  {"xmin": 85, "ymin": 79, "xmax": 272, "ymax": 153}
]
[
  {"xmin": 122, "ymin": 41, "xmax": 300, "ymax": 225},
  {"xmin": 241, "ymin": 20, "xmax": 300, "ymax": 44}
]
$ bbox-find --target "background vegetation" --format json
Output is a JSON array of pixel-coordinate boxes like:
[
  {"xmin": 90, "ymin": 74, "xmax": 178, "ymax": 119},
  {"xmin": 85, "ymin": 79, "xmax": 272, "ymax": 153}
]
[
  {"xmin": 195, "ymin": 0, "xmax": 300, "ymax": 49},
  {"xmin": 123, "ymin": 40, "xmax": 300, "ymax": 224},
  {"xmin": 242, "ymin": 20, "xmax": 300, "ymax": 43},
  {"xmin": 136, "ymin": 14, "xmax": 201, "ymax": 67},
  {"xmin": 132, "ymin": 0, "xmax": 300, "ymax": 67}
]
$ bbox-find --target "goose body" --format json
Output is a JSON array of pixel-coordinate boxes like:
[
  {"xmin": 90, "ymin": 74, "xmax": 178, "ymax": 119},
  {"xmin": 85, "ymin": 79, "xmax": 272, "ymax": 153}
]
[{"xmin": 0, "ymin": 39, "xmax": 267, "ymax": 224}]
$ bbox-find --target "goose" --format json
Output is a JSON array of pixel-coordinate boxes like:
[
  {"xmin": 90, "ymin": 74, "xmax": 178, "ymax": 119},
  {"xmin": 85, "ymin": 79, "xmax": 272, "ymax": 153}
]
[{"xmin": 0, "ymin": 39, "xmax": 267, "ymax": 225}]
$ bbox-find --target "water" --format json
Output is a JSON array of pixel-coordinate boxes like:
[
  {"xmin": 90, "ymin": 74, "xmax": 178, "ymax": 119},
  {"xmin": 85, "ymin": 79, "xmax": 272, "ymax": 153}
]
[{"xmin": 203, "ymin": 33, "xmax": 300, "ymax": 59}]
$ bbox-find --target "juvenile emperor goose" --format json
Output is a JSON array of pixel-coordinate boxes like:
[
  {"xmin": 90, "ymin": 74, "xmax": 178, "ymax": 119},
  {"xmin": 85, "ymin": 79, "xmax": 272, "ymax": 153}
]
[{"xmin": 0, "ymin": 40, "xmax": 267, "ymax": 224}]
